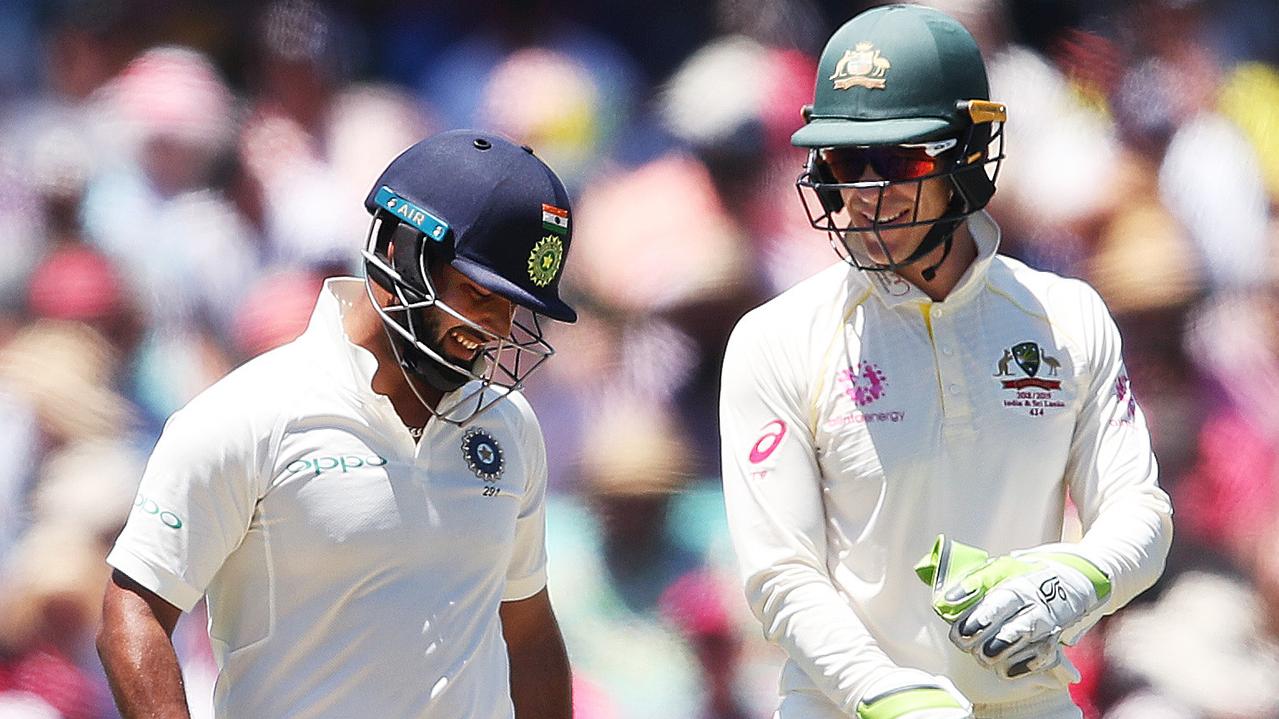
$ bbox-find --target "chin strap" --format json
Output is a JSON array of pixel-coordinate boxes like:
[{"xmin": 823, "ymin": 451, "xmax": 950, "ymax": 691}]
[
  {"xmin": 399, "ymin": 340, "xmax": 470, "ymax": 392},
  {"xmin": 900, "ymin": 192, "xmax": 966, "ymax": 282}
]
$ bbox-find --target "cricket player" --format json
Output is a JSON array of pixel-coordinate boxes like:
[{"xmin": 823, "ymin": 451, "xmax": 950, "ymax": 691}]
[
  {"xmin": 97, "ymin": 130, "xmax": 575, "ymax": 718},
  {"xmin": 719, "ymin": 6, "xmax": 1172, "ymax": 719}
]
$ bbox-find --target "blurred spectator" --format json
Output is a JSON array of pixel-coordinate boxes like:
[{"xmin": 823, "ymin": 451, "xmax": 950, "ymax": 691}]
[
  {"xmin": 0, "ymin": 523, "xmax": 114, "ymax": 719},
  {"xmin": 477, "ymin": 48, "xmax": 602, "ymax": 187},
  {"xmin": 547, "ymin": 400, "xmax": 710, "ymax": 718},
  {"xmin": 660, "ymin": 569, "xmax": 752, "ymax": 719},
  {"xmin": 238, "ymin": 0, "xmax": 397, "ymax": 272},
  {"xmin": 30, "ymin": 440, "xmax": 145, "ymax": 547},
  {"xmin": 0, "ymin": 2, "xmax": 1271, "ymax": 717},
  {"xmin": 81, "ymin": 45, "xmax": 253, "ymax": 418},
  {"xmin": 1177, "ymin": 289, "xmax": 1279, "ymax": 561},
  {"xmin": 230, "ymin": 269, "xmax": 325, "ymax": 359},
  {"xmin": 0, "ymin": 320, "xmax": 136, "ymax": 450},
  {"xmin": 1103, "ymin": 569, "xmax": 1279, "ymax": 717},
  {"xmin": 657, "ymin": 34, "xmax": 828, "ymax": 295},
  {"xmin": 27, "ymin": 245, "xmax": 142, "ymax": 361}
]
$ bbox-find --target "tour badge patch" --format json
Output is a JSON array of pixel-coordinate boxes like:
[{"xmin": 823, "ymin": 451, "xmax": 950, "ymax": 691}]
[
  {"xmin": 461, "ymin": 427, "xmax": 504, "ymax": 481},
  {"xmin": 829, "ymin": 42, "xmax": 891, "ymax": 90},
  {"xmin": 992, "ymin": 341, "xmax": 1067, "ymax": 416}
]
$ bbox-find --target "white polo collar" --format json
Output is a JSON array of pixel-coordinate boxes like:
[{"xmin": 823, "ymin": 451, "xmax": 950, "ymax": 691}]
[
  {"xmin": 862, "ymin": 210, "xmax": 1002, "ymax": 309},
  {"xmin": 301, "ymin": 277, "xmax": 471, "ymax": 421}
]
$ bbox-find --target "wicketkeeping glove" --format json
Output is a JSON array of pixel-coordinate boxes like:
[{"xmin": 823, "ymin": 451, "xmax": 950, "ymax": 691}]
[
  {"xmin": 855, "ymin": 668, "xmax": 973, "ymax": 719},
  {"xmin": 914, "ymin": 535, "xmax": 1111, "ymax": 680}
]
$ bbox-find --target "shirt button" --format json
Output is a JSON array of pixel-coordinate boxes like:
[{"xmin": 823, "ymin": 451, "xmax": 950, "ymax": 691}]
[
  {"xmin": 941, "ymin": 346, "xmax": 954, "ymax": 356},
  {"xmin": 932, "ymin": 308, "xmax": 944, "ymax": 318},
  {"xmin": 948, "ymin": 384, "xmax": 960, "ymax": 394}
]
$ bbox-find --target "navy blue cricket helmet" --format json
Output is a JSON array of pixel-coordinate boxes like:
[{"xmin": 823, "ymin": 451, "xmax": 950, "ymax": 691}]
[{"xmin": 361, "ymin": 129, "xmax": 577, "ymax": 423}]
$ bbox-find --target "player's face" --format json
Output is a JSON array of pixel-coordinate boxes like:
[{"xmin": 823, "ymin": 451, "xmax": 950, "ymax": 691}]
[
  {"xmin": 823, "ymin": 145, "xmax": 955, "ymax": 265},
  {"xmin": 420, "ymin": 264, "xmax": 516, "ymax": 366}
]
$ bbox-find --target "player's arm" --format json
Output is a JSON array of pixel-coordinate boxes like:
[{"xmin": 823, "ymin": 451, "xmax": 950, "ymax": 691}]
[
  {"xmin": 1055, "ymin": 283, "xmax": 1172, "ymax": 630},
  {"xmin": 921, "ymin": 286, "xmax": 1173, "ymax": 680},
  {"xmin": 500, "ymin": 588, "xmax": 572, "ymax": 719},
  {"xmin": 719, "ymin": 312, "xmax": 968, "ymax": 718},
  {"xmin": 98, "ymin": 383, "xmax": 268, "ymax": 714},
  {"xmin": 97, "ymin": 570, "xmax": 191, "ymax": 719}
]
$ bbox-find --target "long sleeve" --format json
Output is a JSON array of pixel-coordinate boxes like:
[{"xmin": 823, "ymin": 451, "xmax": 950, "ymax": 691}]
[
  {"xmin": 1054, "ymin": 283, "xmax": 1173, "ymax": 638},
  {"xmin": 719, "ymin": 310, "xmax": 896, "ymax": 714}
]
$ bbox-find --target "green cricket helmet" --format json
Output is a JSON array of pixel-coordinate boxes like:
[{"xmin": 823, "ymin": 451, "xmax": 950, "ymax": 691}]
[{"xmin": 793, "ymin": 4, "xmax": 1007, "ymax": 280}]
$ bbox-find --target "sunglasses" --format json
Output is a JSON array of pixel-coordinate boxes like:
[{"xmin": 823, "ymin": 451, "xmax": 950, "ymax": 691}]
[{"xmin": 820, "ymin": 138, "xmax": 959, "ymax": 182}]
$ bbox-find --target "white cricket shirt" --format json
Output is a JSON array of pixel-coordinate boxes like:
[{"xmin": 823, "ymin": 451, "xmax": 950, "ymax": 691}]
[
  {"xmin": 108, "ymin": 278, "xmax": 550, "ymax": 719},
  {"xmin": 720, "ymin": 212, "xmax": 1172, "ymax": 714}
]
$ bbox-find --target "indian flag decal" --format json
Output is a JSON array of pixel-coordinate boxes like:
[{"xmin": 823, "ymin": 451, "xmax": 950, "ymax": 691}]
[{"xmin": 542, "ymin": 204, "xmax": 569, "ymax": 234}]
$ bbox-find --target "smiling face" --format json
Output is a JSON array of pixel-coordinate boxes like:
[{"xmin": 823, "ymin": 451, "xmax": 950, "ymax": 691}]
[
  {"xmin": 420, "ymin": 262, "xmax": 515, "ymax": 366},
  {"xmin": 842, "ymin": 175, "xmax": 953, "ymax": 265},
  {"xmin": 819, "ymin": 144, "xmax": 956, "ymax": 266}
]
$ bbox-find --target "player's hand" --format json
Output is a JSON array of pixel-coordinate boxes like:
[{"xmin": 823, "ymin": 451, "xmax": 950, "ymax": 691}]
[
  {"xmin": 854, "ymin": 665, "xmax": 972, "ymax": 716},
  {"xmin": 914, "ymin": 535, "xmax": 1110, "ymax": 679},
  {"xmin": 856, "ymin": 668, "xmax": 973, "ymax": 719}
]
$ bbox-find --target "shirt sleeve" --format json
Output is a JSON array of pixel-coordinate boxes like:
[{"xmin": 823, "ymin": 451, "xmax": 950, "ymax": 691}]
[
  {"xmin": 503, "ymin": 400, "xmax": 549, "ymax": 601},
  {"xmin": 106, "ymin": 384, "xmax": 271, "ymax": 612},
  {"xmin": 719, "ymin": 311, "xmax": 896, "ymax": 714},
  {"xmin": 1052, "ymin": 283, "xmax": 1173, "ymax": 640}
]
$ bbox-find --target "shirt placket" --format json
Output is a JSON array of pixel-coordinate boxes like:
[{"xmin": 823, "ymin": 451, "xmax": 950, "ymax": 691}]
[{"xmin": 920, "ymin": 301, "xmax": 972, "ymax": 425}]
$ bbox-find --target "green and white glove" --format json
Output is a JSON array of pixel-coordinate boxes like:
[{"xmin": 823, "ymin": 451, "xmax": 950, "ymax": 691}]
[
  {"xmin": 914, "ymin": 535, "xmax": 1111, "ymax": 680},
  {"xmin": 856, "ymin": 668, "xmax": 973, "ymax": 719}
]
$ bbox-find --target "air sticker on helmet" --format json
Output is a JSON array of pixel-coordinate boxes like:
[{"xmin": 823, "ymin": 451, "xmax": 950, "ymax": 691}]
[
  {"xmin": 541, "ymin": 203, "xmax": 569, "ymax": 234},
  {"xmin": 527, "ymin": 235, "xmax": 564, "ymax": 287},
  {"xmin": 829, "ymin": 42, "xmax": 891, "ymax": 90},
  {"xmin": 373, "ymin": 186, "xmax": 450, "ymax": 242}
]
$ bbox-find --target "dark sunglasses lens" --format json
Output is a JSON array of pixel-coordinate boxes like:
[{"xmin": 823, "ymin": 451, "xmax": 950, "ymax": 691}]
[
  {"xmin": 820, "ymin": 148, "xmax": 866, "ymax": 183},
  {"xmin": 872, "ymin": 148, "xmax": 939, "ymax": 180},
  {"xmin": 821, "ymin": 146, "xmax": 941, "ymax": 182}
]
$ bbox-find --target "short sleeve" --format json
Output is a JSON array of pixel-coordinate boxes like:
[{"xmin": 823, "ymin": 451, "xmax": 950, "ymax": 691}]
[
  {"xmin": 502, "ymin": 400, "xmax": 549, "ymax": 601},
  {"xmin": 107, "ymin": 384, "xmax": 272, "ymax": 612}
]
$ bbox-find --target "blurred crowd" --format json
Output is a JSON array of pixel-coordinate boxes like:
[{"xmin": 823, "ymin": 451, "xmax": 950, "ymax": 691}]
[{"xmin": 0, "ymin": 0, "xmax": 1276, "ymax": 717}]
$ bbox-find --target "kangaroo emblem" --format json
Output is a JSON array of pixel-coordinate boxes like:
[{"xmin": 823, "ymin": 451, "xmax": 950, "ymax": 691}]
[
  {"xmin": 994, "ymin": 349, "xmax": 1014, "ymax": 376},
  {"xmin": 1042, "ymin": 354, "xmax": 1061, "ymax": 376},
  {"xmin": 830, "ymin": 43, "xmax": 890, "ymax": 90}
]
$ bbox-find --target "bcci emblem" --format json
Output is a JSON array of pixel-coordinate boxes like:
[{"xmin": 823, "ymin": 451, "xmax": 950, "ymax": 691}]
[
  {"xmin": 829, "ymin": 42, "xmax": 891, "ymax": 90},
  {"xmin": 994, "ymin": 341, "xmax": 1063, "ymax": 390},
  {"xmin": 461, "ymin": 428, "xmax": 504, "ymax": 481},
  {"xmin": 527, "ymin": 235, "xmax": 564, "ymax": 287}
]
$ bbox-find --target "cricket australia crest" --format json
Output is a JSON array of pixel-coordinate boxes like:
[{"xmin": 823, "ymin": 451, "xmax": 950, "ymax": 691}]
[
  {"xmin": 829, "ymin": 42, "xmax": 891, "ymax": 90},
  {"xmin": 993, "ymin": 341, "xmax": 1067, "ymax": 416}
]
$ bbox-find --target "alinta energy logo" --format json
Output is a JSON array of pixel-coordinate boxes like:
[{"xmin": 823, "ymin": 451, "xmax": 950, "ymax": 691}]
[
  {"xmin": 827, "ymin": 361, "xmax": 905, "ymax": 428},
  {"xmin": 838, "ymin": 361, "xmax": 888, "ymax": 407}
]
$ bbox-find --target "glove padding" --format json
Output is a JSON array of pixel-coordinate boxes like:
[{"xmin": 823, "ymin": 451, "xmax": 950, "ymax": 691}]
[
  {"xmin": 914, "ymin": 535, "xmax": 1111, "ymax": 680},
  {"xmin": 856, "ymin": 668, "xmax": 973, "ymax": 719}
]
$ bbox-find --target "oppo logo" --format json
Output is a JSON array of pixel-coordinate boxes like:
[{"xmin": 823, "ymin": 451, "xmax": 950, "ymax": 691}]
[
  {"xmin": 134, "ymin": 493, "xmax": 183, "ymax": 529},
  {"xmin": 286, "ymin": 454, "xmax": 388, "ymax": 476}
]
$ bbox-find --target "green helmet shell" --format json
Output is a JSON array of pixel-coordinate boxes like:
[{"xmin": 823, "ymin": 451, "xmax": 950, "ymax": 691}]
[{"xmin": 793, "ymin": 4, "xmax": 990, "ymax": 148}]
